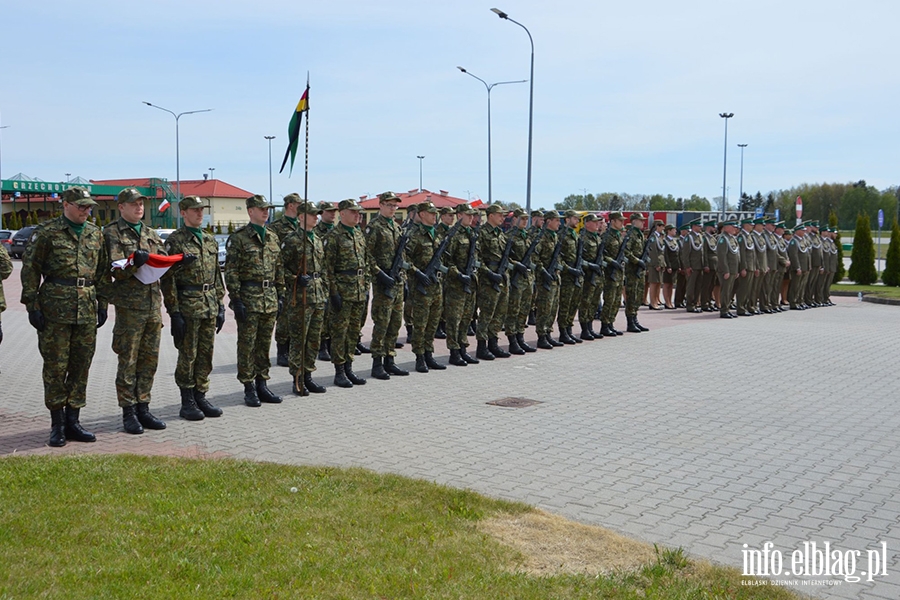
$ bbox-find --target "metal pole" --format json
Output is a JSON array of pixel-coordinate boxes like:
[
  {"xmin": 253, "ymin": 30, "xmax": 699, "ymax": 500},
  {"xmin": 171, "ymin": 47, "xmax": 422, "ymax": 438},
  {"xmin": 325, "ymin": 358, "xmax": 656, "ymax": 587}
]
[
  {"xmin": 264, "ymin": 136, "xmax": 275, "ymax": 210},
  {"xmin": 719, "ymin": 112, "xmax": 733, "ymax": 219},
  {"xmin": 417, "ymin": 155, "xmax": 424, "ymax": 192},
  {"xmin": 738, "ymin": 143, "xmax": 748, "ymax": 207}
]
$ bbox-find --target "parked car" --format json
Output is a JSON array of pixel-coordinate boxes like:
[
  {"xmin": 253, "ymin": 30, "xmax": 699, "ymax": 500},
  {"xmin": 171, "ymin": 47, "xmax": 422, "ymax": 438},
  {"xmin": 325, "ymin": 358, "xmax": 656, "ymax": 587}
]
[
  {"xmin": 215, "ymin": 234, "xmax": 229, "ymax": 269},
  {"xmin": 156, "ymin": 228, "xmax": 175, "ymax": 241},
  {"xmin": 0, "ymin": 230, "xmax": 13, "ymax": 254},
  {"xmin": 10, "ymin": 226, "xmax": 37, "ymax": 259}
]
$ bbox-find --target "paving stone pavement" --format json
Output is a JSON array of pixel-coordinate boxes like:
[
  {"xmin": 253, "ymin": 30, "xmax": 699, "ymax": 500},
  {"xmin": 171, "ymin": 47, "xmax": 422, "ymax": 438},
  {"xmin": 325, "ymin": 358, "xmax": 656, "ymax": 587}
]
[{"xmin": 2, "ymin": 259, "xmax": 898, "ymax": 599}]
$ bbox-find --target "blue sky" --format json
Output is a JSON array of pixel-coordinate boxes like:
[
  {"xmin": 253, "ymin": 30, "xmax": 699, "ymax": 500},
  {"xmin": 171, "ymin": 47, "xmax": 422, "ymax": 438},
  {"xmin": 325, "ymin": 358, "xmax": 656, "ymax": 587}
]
[{"xmin": 2, "ymin": 0, "xmax": 898, "ymax": 210}]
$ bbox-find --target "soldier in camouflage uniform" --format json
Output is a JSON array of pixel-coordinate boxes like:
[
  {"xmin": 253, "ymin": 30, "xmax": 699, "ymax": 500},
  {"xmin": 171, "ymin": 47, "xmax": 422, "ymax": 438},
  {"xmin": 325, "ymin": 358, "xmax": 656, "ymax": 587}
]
[
  {"xmin": 324, "ymin": 199, "xmax": 370, "ymax": 387},
  {"xmin": 556, "ymin": 209, "xmax": 584, "ymax": 345},
  {"xmin": 224, "ymin": 195, "xmax": 285, "ymax": 406},
  {"xmin": 504, "ymin": 209, "xmax": 536, "ymax": 353},
  {"xmin": 315, "ymin": 201, "xmax": 337, "ymax": 361},
  {"xmin": 280, "ymin": 201, "xmax": 328, "ymax": 395},
  {"xmin": 577, "ymin": 214, "xmax": 605, "ymax": 340},
  {"xmin": 161, "ymin": 196, "xmax": 225, "ymax": 421},
  {"xmin": 0, "ymin": 241, "xmax": 11, "ymax": 348},
  {"xmin": 365, "ymin": 192, "xmax": 409, "ymax": 380},
  {"xmin": 533, "ymin": 210, "xmax": 563, "ymax": 349},
  {"xmin": 623, "ymin": 212, "xmax": 648, "ymax": 333},
  {"xmin": 434, "ymin": 206, "xmax": 454, "ymax": 340},
  {"xmin": 444, "ymin": 204, "xmax": 480, "ymax": 366},
  {"xmin": 101, "ymin": 188, "xmax": 173, "ymax": 434},
  {"xmin": 475, "ymin": 203, "xmax": 511, "ymax": 360},
  {"xmin": 402, "ymin": 203, "xmax": 420, "ymax": 344},
  {"xmin": 21, "ymin": 187, "xmax": 108, "ymax": 447},
  {"xmin": 599, "ymin": 212, "xmax": 626, "ymax": 337},
  {"xmin": 406, "ymin": 201, "xmax": 448, "ymax": 372},
  {"xmin": 268, "ymin": 192, "xmax": 301, "ymax": 367}
]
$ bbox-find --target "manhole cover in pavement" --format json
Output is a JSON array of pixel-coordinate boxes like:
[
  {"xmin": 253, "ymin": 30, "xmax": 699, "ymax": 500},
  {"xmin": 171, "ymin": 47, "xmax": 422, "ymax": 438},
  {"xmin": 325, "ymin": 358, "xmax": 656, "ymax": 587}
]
[{"xmin": 487, "ymin": 397, "xmax": 542, "ymax": 408}]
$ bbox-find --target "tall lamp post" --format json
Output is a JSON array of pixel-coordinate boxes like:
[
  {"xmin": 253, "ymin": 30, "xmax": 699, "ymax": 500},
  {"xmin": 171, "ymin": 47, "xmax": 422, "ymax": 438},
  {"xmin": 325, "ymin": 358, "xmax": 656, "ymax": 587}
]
[
  {"xmin": 417, "ymin": 155, "xmax": 425, "ymax": 192},
  {"xmin": 264, "ymin": 136, "xmax": 275, "ymax": 219},
  {"xmin": 737, "ymin": 143, "xmax": 748, "ymax": 208},
  {"xmin": 143, "ymin": 101, "xmax": 212, "ymax": 227},
  {"xmin": 457, "ymin": 67, "xmax": 526, "ymax": 205},
  {"xmin": 0, "ymin": 116, "xmax": 9, "ymax": 189},
  {"xmin": 719, "ymin": 112, "xmax": 734, "ymax": 219},
  {"xmin": 491, "ymin": 8, "xmax": 534, "ymax": 221}
]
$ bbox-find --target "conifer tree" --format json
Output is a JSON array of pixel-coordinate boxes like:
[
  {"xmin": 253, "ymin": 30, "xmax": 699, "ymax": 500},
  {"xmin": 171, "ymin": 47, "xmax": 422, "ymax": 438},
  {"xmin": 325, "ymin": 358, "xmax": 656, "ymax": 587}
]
[{"xmin": 848, "ymin": 213, "xmax": 877, "ymax": 284}]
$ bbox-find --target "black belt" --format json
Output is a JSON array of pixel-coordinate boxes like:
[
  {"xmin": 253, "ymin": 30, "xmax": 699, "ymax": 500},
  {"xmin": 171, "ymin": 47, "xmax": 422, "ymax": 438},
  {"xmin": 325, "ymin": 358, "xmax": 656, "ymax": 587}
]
[
  {"xmin": 178, "ymin": 283, "xmax": 216, "ymax": 292},
  {"xmin": 241, "ymin": 280, "xmax": 274, "ymax": 288},
  {"xmin": 300, "ymin": 272, "xmax": 321, "ymax": 279},
  {"xmin": 336, "ymin": 268, "xmax": 365, "ymax": 276},
  {"xmin": 47, "ymin": 277, "xmax": 94, "ymax": 288}
]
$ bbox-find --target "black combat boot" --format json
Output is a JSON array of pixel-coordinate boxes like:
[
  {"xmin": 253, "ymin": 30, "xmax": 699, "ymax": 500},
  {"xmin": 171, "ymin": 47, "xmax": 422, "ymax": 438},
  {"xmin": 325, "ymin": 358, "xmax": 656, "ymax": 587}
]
[
  {"xmin": 548, "ymin": 334, "xmax": 565, "ymax": 347},
  {"xmin": 568, "ymin": 327, "xmax": 583, "ymax": 343},
  {"xmin": 344, "ymin": 362, "xmax": 367, "ymax": 385},
  {"xmin": 371, "ymin": 356, "xmax": 390, "ymax": 380},
  {"xmin": 256, "ymin": 377, "xmax": 283, "ymax": 403},
  {"xmin": 304, "ymin": 372, "xmax": 326, "ymax": 393},
  {"xmin": 384, "ymin": 356, "xmax": 409, "ymax": 376},
  {"xmin": 476, "ymin": 338, "xmax": 495, "ymax": 361},
  {"xmin": 449, "ymin": 349, "xmax": 468, "ymax": 367},
  {"xmin": 589, "ymin": 322, "xmax": 603, "ymax": 339},
  {"xmin": 610, "ymin": 321, "xmax": 625, "ymax": 335},
  {"xmin": 599, "ymin": 323, "xmax": 613, "ymax": 337},
  {"xmin": 626, "ymin": 316, "xmax": 641, "ymax": 333},
  {"xmin": 334, "ymin": 364, "xmax": 353, "ymax": 388},
  {"xmin": 634, "ymin": 317, "xmax": 649, "ymax": 332},
  {"xmin": 136, "ymin": 403, "xmax": 166, "ymax": 429},
  {"xmin": 356, "ymin": 337, "xmax": 371, "ymax": 355},
  {"xmin": 244, "ymin": 382, "xmax": 261, "ymax": 407},
  {"xmin": 516, "ymin": 332, "xmax": 536, "ymax": 353},
  {"xmin": 527, "ymin": 310, "xmax": 536, "ymax": 326},
  {"xmin": 122, "ymin": 405, "xmax": 145, "ymax": 434},
  {"xmin": 460, "ymin": 347, "xmax": 480, "ymax": 364},
  {"xmin": 507, "ymin": 334, "xmax": 525, "ymax": 355},
  {"xmin": 193, "ymin": 390, "xmax": 222, "ymax": 417},
  {"xmin": 424, "ymin": 352, "xmax": 446, "ymax": 370},
  {"xmin": 49, "ymin": 409, "xmax": 67, "ymax": 447},
  {"xmin": 537, "ymin": 334, "xmax": 553, "ymax": 350},
  {"xmin": 64, "ymin": 406, "xmax": 96, "ymax": 442},
  {"xmin": 435, "ymin": 320, "xmax": 447, "ymax": 339},
  {"xmin": 467, "ymin": 320, "xmax": 476, "ymax": 336},
  {"xmin": 292, "ymin": 373, "xmax": 309, "ymax": 396},
  {"xmin": 179, "ymin": 388, "xmax": 205, "ymax": 421},
  {"xmin": 406, "ymin": 325, "xmax": 414, "ymax": 344},
  {"xmin": 276, "ymin": 342, "xmax": 289, "ymax": 367},
  {"xmin": 415, "ymin": 354, "xmax": 429, "ymax": 373},
  {"xmin": 318, "ymin": 338, "xmax": 331, "ymax": 362},
  {"xmin": 580, "ymin": 323, "xmax": 595, "ymax": 341},
  {"xmin": 489, "ymin": 336, "xmax": 511, "ymax": 358},
  {"xmin": 560, "ymin": 328, "xmax": 577, "ymax": 345}
]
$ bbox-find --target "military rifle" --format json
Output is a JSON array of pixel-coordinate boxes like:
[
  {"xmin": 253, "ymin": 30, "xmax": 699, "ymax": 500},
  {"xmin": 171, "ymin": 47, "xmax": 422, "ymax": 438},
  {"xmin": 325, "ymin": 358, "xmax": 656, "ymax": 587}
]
[
  {"xmin": 608, "ymin": 228, "xmax": 631, "ymax": 273},
  {"xmin": 569, "ymin": 235, "xmax": 585, "ymax": 288},
  {"xmin": 587, "ymin": 231, "xmax": 606, "ymax": 286},
  {"xmin": 382, "ymin": 227, "xmax": 411, "ymax": 299},
  {"xmin": 491, "ymin": 227, "xmax": 517, "ymax": 292},
  {"xmin": 541, "ymin": 225, "xmax": 566, "ymax": 291},
  {"xmin": 415, "ymin": 220, "xmax": 461, "ymax": 294},
  {"xmin": 510, "ymin": 227, "xmax": 544, "ymax": 290},
  {"xmin": 635, "ymin": 232, "xmax": 653, "ymax": 278},
  {"xmin": 462, "ymin": 226, "xmax": 480, "ymax": 294}
]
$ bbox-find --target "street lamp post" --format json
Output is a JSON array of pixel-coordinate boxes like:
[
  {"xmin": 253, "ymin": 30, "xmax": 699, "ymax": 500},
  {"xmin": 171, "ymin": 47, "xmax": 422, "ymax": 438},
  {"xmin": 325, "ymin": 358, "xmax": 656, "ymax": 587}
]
[
  {"xmin": 491, "ymin": 8, "xmax": 534, "ymax": 221},
  {"xmin": 417, "ymin": 155, "xmax": 425, "ymax": 192},
  {"xmin": 143, "ymin": 101, "xmax": 212, "ymax": 227},
  {"xmin": 209, "ymin": 167, "xmax": 215, "ymax": 180},
  {"xmin": 457, "ymin": 67, "xmax": 527, "ymax": 205},
  {"xmin": 719, "ymin": 112, "xmax": 734, "ymax": 219},
  {"xmin": 264, "ymin": 136, "xmax": 275, "ymax": 217},
  {"xmin": 737, "ymin": 143, "xmax": 748, "ymax": 208},
  {"xmin": 0, "ymin": 114, "xmax": 9, "ymax": 189}
]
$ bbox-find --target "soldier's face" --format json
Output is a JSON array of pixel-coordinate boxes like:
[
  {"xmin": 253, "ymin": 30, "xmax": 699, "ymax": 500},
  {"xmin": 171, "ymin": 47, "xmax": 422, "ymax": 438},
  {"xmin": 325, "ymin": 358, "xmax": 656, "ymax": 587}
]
[
  {"xmin": 119, "ymin": 200, "xmax": 144, "ymax": 224},
  {"xmin": 247, "ymin": 206, "xmax": 268, "ymax": 226},
  {"xmin": 599, "ymin": 220, "xmax": 608, "ymax": 233},
  {"xmin": 420, "ymin": 211, "xmax": 437, "ymax": 226},
  {"xmin": 339, "ymin": 209, "xmax": 358, "ymax": 227},
  {"xmin": 303, "ymin": 213, "xmax": 318, "ymax": 229},
  {"xmin": 441, "ymin": 213, "xmax": 454, "ymax": 226},
  {"xmin": 585, "ymin": 220, "xmax": 600, "ymax": 233},
  {"xmin": 284, "ymin": 202, "xmax": 300, "ymax": 219},
  {"xmin": 63, "ymin": 201, "xmax": 92, "ymax": 224},
  {"xmin": 487, "ymin": 212, "xmax": 503, "ymax": 227},
  {"xmin": 379, "ymin": 201, "xmax": 399, "ymax": 218},
  {"xmin": 517, "ymin": 216, "xmax": 528, "ymax": 228},
  {"xmin": 321, "ymin": 209, "xmax": 337, "ymax": 224},
  {"xmin": 532, "ymin": 217, "xmax": 543, "ymax": 228},
  {"xmin": 182, "ymin": 207, "xmax": 205, "ymax": 228},
  {"xmin": 546, "ymin": 218, "xmax": 560, "ymax": 231},
  {"xmin": 459, "ymin": 212, "xmax": 473, "ymax": 227},
  {"xmin": 611, "ymin": 218, "xmax": 624, "ymax": 230}
]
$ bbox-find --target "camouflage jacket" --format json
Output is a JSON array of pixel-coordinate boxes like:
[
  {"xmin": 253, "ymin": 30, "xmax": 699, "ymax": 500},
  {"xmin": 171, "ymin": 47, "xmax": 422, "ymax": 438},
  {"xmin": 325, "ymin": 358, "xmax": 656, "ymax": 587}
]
[
  {"xmin": 444, "ymin": 225, "xmax": 477, "ymax": 279},
  {"xmin": 101, "ymin": 217, "xmax": 165, "ymax": 312},
  {"xmin": 0, "ymin": 247, "xmax": 12, "ymax": 314},
  {"xmin": 314, "ymin": 221, "xmax": 334, "ymax": 239},
  {"xmin": 406, "ymin": 223, "xmax": 441, "ymax": 296},
  {"xmin": 160, "ymin": 227, "xmax": 225, "ymax": 318},
  {"xmin": 580, "ymin": 229, "xmax": 602, "ymax": 278},
  {"xmin": 267, "ymin": 215, "xmax": 299, "ymax": 245},
  {"xmin": 324, "ymin": 223, "xmax": 369, "ymax": 301},
  {"xmin": 21, "ymin": 217, "xmax": 108, "ymax": 324},
  {"xmin": 533, "ymin": 228, "xmax": 560, "ymax": 286},
  {"xmin": 224, "ymin": 224, "xmax": 284, "ymax": 314},
  {"xmin": 622, "ymin": 225, "xmax": 645, "ymax": 273},
  {"xmin": 281, "ymin": 230, "xmax": 327, "ymax": 305},
  {"xmin": 365, "ymin": 213, "xmax": 405, "ymax": 289},
  {"xmin": 602, "ymin": 228, "xmax": 624, "ymax": 282},
  {"xmin": 477, "ymin": 223, "xmax": 507, "ymax": 279},
  {"xmin": 560, "ymin": 226, "xmax": 579, "ymax": 270}
]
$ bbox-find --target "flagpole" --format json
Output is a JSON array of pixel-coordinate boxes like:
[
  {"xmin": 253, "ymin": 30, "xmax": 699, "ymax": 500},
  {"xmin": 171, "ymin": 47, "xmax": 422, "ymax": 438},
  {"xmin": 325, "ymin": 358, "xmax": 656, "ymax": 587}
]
[{"xmin": 297, "ymin": 74, "xmax": 310, "ymax": 396}]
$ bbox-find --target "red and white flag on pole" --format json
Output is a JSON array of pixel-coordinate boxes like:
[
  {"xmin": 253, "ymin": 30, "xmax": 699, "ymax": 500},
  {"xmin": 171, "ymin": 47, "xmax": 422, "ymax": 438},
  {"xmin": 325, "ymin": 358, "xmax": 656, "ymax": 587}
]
[
  {"xmin": 158, "ymin": 198, "xmax": 170, "ymax": 213},
  {"xmin": 111, "ymin": 253, "xmax": 183, "ymax": 284}
]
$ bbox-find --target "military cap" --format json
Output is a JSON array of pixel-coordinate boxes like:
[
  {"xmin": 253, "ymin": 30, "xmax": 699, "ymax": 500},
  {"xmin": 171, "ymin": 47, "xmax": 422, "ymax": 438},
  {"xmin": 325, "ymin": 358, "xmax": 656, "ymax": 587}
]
[
  {"xmin": 283, "ymin": 192, "xmax": 302, "ymax": 205},
  {"xmin": 703, "ymin": 220, "xmax": 717, "ymax": 227},
  {"xmin": 178, "ymin": 195, "xmax": 209, "ymax": 210},
  {"xmin": 783, "ymin": 228, "xmax": 793, "ymax": 236},
  {"xmin": 562, "ymin": 209, "xmax": 578, "ymax": 218},
  {"xmin": 809, "ymin": 220, "xmax": 819, "ymax": 227},
  {"xmin": 739, "ymin": 217, "xmax": 753, "ymax": 225},
  {"xmin": 481, "ymin": 203, "xmax": 505, "ymax": 215},
  {"xmin": 513, "ymin": 208, "xmax": 528, "ymax": 218},
  {"xmin": 61, "ymin": 186, "xmax": 97, "ymax": 206},
  {"xmin": 678, "ymin": 223, "xmax": 691, "ymax": 232},
  {"xmin": 117, "ymin": 187, "xmax": 148, "ymax": 204},
  {"xmin": 630, "ymin": 212, "xmax": 646, "ymax": 221},
  {"xmin": 774, "ymin": 221, "xmax": 786, "ymax": 229},
  {"xmin": 664, "ymin": 223, "xmax": 676, "ymax": 231},
  {"xmin": 418, "ymin": 201, "xmax": 439, "ymax": 214},
  {"xmin": 246, "ymin": 194, "xmax": 273, "ymax": 209},
  {"xmin": 608, "ymin": 211, "xmax": 624, "ymax": 221},
  {"xmin": 454, "ymin": 203, "xmax": 474, "ymax": 215},
  {"xmin": 439, "ymin": 206, "xmax": 453, "ymax": 216},
  {"xmin": 793, "ymin": 223, "xmax": 806, "ymax": 232},
  {"xmin": 378, "ymin": 191, "xmax": 401, "ymax": 203},
  {"xmin": 652, "ymin": 219, "xmax": 664, "ymax": 227},
  {"xmin": 583, "ymin": 213, "xmax": 600, "ymax": 222},
  {"xmin": 543, "ymin": 210, "xmax": 560, "ymax": 220},
  {"xmin": 764, "ymin": 217, "xmax": 776, "ymax": 224},
  {"xmin": 689, "ymin": 218, "xmax": 701, "ymax": 226},
  {"xmin": 317, "ymin": 200, "xmax": 337, "ymax": 212},
  {"xmin": 337, "ymin": 198, "xmax": 363, "ymax": 212},
  {"xmin": 297, "ymin": 201, "xmax": 321, "ymax": 216},
  {"xmin": 721, "ymin": 219, "xmax": 738, "ymax": 227},
  {"xmin": 753, "ymin": 217, "xmax": 765, "ymax": 225},
  {"xmin": 530, "ymin": 209, "xmax": 543, "ymax": 218}
]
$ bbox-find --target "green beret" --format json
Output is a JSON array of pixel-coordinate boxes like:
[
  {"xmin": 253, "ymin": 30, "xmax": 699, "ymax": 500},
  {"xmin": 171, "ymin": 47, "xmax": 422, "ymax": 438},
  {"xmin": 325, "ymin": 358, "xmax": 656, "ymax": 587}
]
[
  {"xmin": 337, "ymin": 198, "xmax": 363, "ymax": 212},
  {"xmin": 689, "ymin": 218, "xmax": 701, "ymax": 226},
  {"xmin": 62, "ymin": 186, "xmax": 97, "ymax": 206},
  {"xmin": 608, "ymin": 211, "xmax": 624, "ymax": 221},
  {"xmin": 178, "ymin": 195, "xmax": 209, "ymax": 210},
  {"xmin": 543, "ymin": 210, "xmax": 560, "ymax": 220},
  {"xmin": 118, "ymin": 187, "xmax": 149, "ymax": 204},
  {"xmin": 283, "ymin": 193, "xmax": 302, "ymax": 205},
  {"xmin": 246, "ymin": 194, "xmax": 273, "ymax": 209},
  {"xmin": 678, "ymin": 224, "xmax": 690, "ymax": 232}
]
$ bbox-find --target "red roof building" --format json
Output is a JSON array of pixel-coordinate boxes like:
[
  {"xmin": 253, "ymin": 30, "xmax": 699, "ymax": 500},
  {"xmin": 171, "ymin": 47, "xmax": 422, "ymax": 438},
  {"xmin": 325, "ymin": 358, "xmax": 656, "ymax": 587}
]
[{"xmin": 358, "ymin": 189, "xmax": 470, "ymax": 212}]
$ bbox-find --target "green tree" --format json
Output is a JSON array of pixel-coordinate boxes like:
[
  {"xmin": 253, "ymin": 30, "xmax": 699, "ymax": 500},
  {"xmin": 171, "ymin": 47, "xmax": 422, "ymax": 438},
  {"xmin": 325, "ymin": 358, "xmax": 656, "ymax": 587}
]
[
  {"xmin": 848, "ymin": 212, "xmax": 877, "ymax": 284},
  {"xmin": 228, "ymin": 221, "xmax": 235, "ymax": 234},
  {"xmin": 683, "ymin": 195, "xmax": 712, "ymax": 211},
  {"xmin": 829, "ymin": 210, "xmax": 845, "ymax": 282},
  {"xmin": 882, "ymin": 218, "xmax": 900, "ymax": 287}
]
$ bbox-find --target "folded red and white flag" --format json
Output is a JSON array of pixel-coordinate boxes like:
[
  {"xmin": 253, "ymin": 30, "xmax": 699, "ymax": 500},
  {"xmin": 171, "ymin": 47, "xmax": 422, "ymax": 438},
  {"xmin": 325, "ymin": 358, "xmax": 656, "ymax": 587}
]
[
  {"xmin": 111, "ymin": 253, "xmax": 183, "ymax": 284},
  {"xmin": 159, "ymin": 198, "xmax": 170, "ymax": 213}
]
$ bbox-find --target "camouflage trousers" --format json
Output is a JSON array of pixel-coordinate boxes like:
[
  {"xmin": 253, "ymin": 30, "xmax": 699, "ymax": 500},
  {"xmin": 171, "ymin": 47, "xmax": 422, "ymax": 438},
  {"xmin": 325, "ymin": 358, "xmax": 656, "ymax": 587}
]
[
  {"xmin": 557, "ymin": 274, "xmax": 582, "ymax": 328},
  {"xmin": 577, "ymin": 276, "xmax": 603, "ymax": 324},
  {"xmin": 236, "ymin": 310, "xmax": 276, "ymax": 383},
  {"xmin": 504, "ymin": 273, "xmax": 533, "ymax": 335},
  {"xmin": 370, "ymin": 284, "xmax": 403, "ymax": 358},
  {"xmin": 601, "ymin": 273, "xmax": 623, "ymax": 324},
  {"xmin": 624, "ymin": 270, "xmax": 643, "ymax": 317},
  {"xmin": 410, "ymin": 285, "xmax": 442, "ymax": 354},
  {"xmin": 331, "ymin": 299, "xmax": 364, "ymax": 365},
  {"xmin": 174, "ymin": 316, "xmax": 216, "ymax": 392},
  {"xmin": 274, "ymin": 308, "xmax": 290, "ymax": 345},
  {"xmin": 39, "ymin": 321, "xmax": 97, "ymax": 410},
  {"xmin": 112, "ymin": 308, "xmax": 162, "ymax": 407},
  {"xmin": 476, "ymin": 276, "xmax": 508, "ymax": 341},
  {"xmin": 445, "ymin": 277, "xmax": 476, "ymax": 350},
  {"xmin": 288, "ymin": 301, "xmax": 325, "ymax": 376},
  {"xmin": 535, "ymin": 280, "xmax": 560, "ymax": 336}
]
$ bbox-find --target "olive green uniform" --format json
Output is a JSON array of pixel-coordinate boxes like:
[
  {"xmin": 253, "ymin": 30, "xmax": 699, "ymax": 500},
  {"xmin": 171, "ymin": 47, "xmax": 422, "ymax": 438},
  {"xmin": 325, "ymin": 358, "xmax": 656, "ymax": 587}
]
[
  {"xmin": 268, "ymin": 215, "xmax": 299, "ymax": 348},
  {"xmin": 716, "ymin": 231, "xmax": 740, "ymax": 316},
  {"xmin": 504, "ymin": 227, "xmax": 533, "ymax": 336},
  {"xmin": 556, "ymin": 226, "xmax": 582, "ymax": 331},
  {"xmin": 577, "ymin": 228, "xmax": 604, "ymax": 326},
  {"xmin": 735, "ymin": 226, "xmax": 757, "ymax": 315},
  {"xmin": 406, "ymin": 223, "xmax": 443, "ymax": 354},
  {"xmin": 701, "ymin": 230, "xmax": 718, "ymax": 309},
  {"xmin": 533, "ymin": 229, "xmax": 561, "ymax": 336},
  {"xmin": 476, "ymin": 223, "xmax": 509, "ymax": 341},
  {"xmin": 788, "ymin": 233, "xmax": 811, "ymax": 308},
  {"xmin": 281, "ymin": 229, "xmax": 326, "ymax": 376},
  {"xmin": 366, "ymin": 214, "xmax": 405, "ymax": 358},
  {"xmin": 601, "ymin": 228, "xmax": 624, "ymax": 325},
  {"xmin": 680, "ymin": 229, "xmax": 705, "ymax": 311},
  {"xmin": 443, "ymin": 225, "xmax": 478, "ymax": 350},
  {"xmin": 623, "ymin": 225, "xmax": 645, "ymax": 317},
  {"xmin": 315, "ymin": 220, "xmax": 335, "ymax": 350},
  {"xmin": 324, "ymin": 224, "xmax": 369, "ymax": 365}
]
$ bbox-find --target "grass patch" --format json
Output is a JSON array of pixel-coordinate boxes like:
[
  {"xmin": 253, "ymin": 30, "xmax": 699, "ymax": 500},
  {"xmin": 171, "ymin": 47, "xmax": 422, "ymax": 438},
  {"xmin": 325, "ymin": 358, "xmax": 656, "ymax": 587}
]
[
  {"xmin": 0, "ymin": 455, "xmax": 800, "ymax": 599},
  {"xmin": 833, "ymin": 283, "xmax": 900, "ymax": 299}
]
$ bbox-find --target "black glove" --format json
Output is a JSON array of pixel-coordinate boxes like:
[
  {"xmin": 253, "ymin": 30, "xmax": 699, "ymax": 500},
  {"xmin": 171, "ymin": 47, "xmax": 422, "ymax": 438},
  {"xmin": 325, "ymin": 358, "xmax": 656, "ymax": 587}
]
[
  {"xmin": 375, "ymin": 269, "xmax": 396, "ymax": 289},
  {"xmin": 608, "ymin": 260, "xmax": 622, "ymax": 271},
  {"xmin": 170, "ymin": 312, "xmax": 186, "ymax": 344},
  {"xmin": 216, "ymin": 305, "xmax": 225, "ymax": 333},
  {"xmin": 132, "ymin": 249, "xmax": 150, "ymax": 268},
  {"xmin": 413, "ymin": 269, "xmax": 432, "ymax": 287},
  {"xmin": 231, "ymin": 299, "xmax": 247, "ymax": 322},
  {"xmin": 540, "ymin": 268, "xmax": 553, "ymax": 284},
  {"xmin": 457, "ymin": 272, "xmax": 472, "ymax": 286},
  {"xmin": 297, "ymin": 275, "xmax": 312, "ymax": 288},
  {"xmin": 566, "ymin": 266, "xmax": 581, "ymax": 277},
  {"xmin": 636, "ymin": 259, "xmax": 646, "ymax": 269},
  {"xmin": 180, "ymin": 253, "xmax": 197, "ymax": 266},
  {"xmin": 514, "ymin": 261, "xmax": 529, "ymax": 276},
  {"xmin": 277, "ymin": 296, "xmax": 284, "ymax": 316},
  {"xmin": 587, "ymin": 262, "xmax": 602, "ymax": 273},
  {"xmin": 330, "ymin": 293, "xmax": 343, "ymax": 312},
  {"xmin": 28, "ymin": 309, "xmax": 45, "ymax": 332},
  {"xmin": 486, "ymin": 270, "xmax": 503, "ymax": 285},
  {"xmin": 403, "ymin": 282, "xmax": 409, "ymax": 302},
  {"xmin": 96, "ymin": 307, "xmax": 108, "ymax": 329}
]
